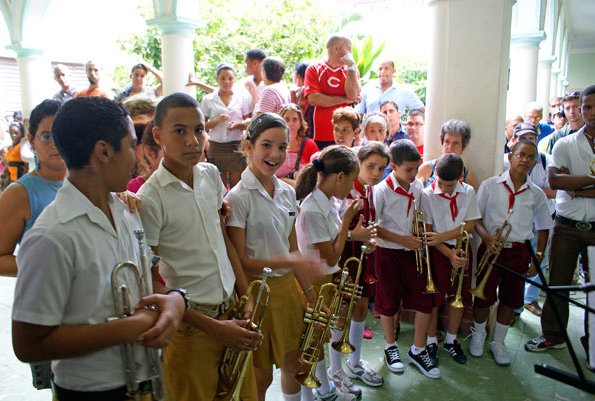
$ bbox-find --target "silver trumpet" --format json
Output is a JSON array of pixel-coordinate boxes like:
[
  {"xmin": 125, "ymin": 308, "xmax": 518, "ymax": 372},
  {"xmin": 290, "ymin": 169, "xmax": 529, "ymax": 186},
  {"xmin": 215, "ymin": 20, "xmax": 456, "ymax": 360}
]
[{"xmin": 109, "ymin": 229, "xmax": 163, "ymax": 401}]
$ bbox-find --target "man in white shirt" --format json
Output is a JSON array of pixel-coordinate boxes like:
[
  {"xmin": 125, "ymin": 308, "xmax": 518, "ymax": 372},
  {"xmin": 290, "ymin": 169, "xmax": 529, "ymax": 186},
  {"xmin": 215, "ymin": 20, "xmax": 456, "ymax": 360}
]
[
  {"xmin": 357, "ymin": 60, "xmax": 425, "ymax": 116},
  {"xmin": 526, "ymin": 86, "xmax": 595, "ymax": 368}
]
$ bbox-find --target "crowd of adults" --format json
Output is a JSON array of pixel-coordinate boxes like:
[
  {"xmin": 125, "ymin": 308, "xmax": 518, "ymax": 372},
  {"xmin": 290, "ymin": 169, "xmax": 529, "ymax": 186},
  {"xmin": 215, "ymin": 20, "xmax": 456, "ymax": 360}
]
[{"xmin": 0, "ymin": 31, "xmax": 593, "ymax": 397}]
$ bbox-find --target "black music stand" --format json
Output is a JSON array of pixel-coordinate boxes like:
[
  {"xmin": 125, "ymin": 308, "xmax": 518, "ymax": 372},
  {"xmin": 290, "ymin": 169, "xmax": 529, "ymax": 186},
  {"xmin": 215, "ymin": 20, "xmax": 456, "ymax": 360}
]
[{"xmin": 491, "ymin": 240, "xmax": 595, "ymax": 394}]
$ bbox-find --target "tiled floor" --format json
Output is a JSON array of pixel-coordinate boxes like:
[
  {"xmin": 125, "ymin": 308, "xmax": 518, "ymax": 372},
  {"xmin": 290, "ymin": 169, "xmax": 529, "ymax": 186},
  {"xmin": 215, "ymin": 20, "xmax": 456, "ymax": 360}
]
[{"xmin": 1, "ymin": 275, "xmax": 593, "ymax": 401}]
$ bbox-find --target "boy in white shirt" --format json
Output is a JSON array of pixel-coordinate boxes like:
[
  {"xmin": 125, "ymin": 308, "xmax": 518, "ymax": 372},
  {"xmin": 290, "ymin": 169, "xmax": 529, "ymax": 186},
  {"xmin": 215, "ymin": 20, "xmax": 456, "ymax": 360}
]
[
  {"xmin": 421, "ymin": 154, "xmax": 481, "ymax": 365},
  {"xmin": 12, "ymin": 97, "xmax": 185, "ymax": 401},
  {"xmin": 470, "ymin": 140, "xmax": 552, "ymax": 366}
]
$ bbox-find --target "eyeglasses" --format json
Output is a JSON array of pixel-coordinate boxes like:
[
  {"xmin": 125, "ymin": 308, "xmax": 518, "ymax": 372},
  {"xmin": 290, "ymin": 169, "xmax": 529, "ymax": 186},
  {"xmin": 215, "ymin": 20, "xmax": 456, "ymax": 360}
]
[
  {"xmin": 512, "ymin": 152, "xmax": 535, "ymax": 161},
  {"xmin": 36, "ymin": 132, "xmax": 54, "ymax": 144},
  {"xmin": 406, "ymin": 122, "xmax": 424, "ymax": 128}
]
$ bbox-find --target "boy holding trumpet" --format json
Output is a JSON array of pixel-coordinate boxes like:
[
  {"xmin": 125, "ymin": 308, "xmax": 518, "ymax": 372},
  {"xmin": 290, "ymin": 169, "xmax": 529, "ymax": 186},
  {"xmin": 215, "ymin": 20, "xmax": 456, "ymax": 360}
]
[
  {"xmin": 469, "ymin": 140, "xmax": 552, "ymax": 366},
  {"xmin": 421, "ymin": 154, "xmax": 481, "ymax": 366}
]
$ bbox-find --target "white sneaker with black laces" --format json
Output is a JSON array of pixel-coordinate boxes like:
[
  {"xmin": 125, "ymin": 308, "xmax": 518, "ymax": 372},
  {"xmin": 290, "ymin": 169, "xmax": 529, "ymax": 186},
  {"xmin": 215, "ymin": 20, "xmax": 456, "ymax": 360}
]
[
  {"xmin": 344, "ymin": 359, "xmax": 384, "ymax": 387},
  {"xmin": 490, "ymin": 341, "xmax": 511, "ymax": 366},
  {"xmin": 407, "ymin": 349, "xmax": 440, "ymax": 379},
  {"xmin": 468, "ymin": 327, "xmax": 487, "ymax": 358},
  {"xmin": 384, "ymin": 345, "xmax": 405, "ymax": 373}
]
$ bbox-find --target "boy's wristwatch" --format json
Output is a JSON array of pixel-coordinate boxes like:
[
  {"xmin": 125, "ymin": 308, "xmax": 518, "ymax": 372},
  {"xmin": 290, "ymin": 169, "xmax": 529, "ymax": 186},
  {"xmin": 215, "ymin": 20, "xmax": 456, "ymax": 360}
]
[
  {"xmin": 167, "ymin": 288, "xmax": 189, "ymax": 310},
  {"xmin": 347, "ymin": 230, "xmax": 353, "ymax": 242}
]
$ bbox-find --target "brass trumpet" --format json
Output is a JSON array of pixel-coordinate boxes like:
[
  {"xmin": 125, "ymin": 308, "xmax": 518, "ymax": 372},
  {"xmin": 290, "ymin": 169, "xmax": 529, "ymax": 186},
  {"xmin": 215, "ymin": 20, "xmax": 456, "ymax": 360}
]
[
  {"xmin": 362, "ymin": 184, "xmax": 376, "ymax": 285},
  {"xmin": 412, "ymin": 200, "xmax": 438, "ymax": 294},
  {"xmin": 110, "ymin": 229, "xmax": 163, "ymax": 401},
  {"xmin": 331, "ymin": 245, "xmax": 367, "ymax": 354},
  {"xmin": 215, "ymin": 267, "xmax": 272, "ymax": 401},
  {"xmin": 296, "ymin": 272, "xmax": 346, "ymax": 388},
  {"xmin": 470, "ymin": 210, "xmax": 513, "ymax": 300},
  {"xmin": 450, "ymin": 223, "xmax": 470, "ymax": 309}
]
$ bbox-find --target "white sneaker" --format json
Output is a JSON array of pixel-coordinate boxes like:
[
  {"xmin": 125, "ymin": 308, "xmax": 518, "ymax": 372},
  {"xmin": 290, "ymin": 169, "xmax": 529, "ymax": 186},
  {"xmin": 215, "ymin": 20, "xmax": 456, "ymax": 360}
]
[
  {"xmin": 490, "ymin": 341, "xmax": 511, "ymax": 366},
  {"xmin": 344, "ymin": 359, "xmax": 384, "ymax": 387},
  {"xmin": 313, "ymin": 387, "xmax": 357, "ymax": 401},
  {"xmin": 327, "ymin": 368, "xmax": 362, "ymax": 398},
  {"xmin": 468, "ymin": 327, "xmax": 486, "ymax": 358}
]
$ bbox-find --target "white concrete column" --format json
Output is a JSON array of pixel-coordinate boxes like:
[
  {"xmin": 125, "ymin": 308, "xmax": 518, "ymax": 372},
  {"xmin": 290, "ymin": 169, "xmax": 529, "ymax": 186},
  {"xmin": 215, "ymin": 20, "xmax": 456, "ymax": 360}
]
[
  {"xmin": 148, "ymin": 16, "xmax": 201, "ymax": 96},
  {"xmin": 506, "ymin": 31, "xmax": 546, "ymax": 115},
  {"xmin": 425, "ymin": 0, "xmax": 514, "ymax": 181},
  {"xmin": 6, "ymin": 45, "xmax": 53, "ymax": 115},
  {"xmin": 550, "ymin": 68, "xmax": 560, "ymax": 97},
  {"xmin": 537, "ymin": 55, "xmax": 556, "ymax": 110}
]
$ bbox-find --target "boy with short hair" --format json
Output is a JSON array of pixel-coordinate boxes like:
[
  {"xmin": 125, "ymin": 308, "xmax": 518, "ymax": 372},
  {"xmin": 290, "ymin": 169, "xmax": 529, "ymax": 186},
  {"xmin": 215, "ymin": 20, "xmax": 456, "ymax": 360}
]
[
  {"xmin": 374, "ymin": 140, "xmax": 440, "ymax": 379},
  {"xmin": 137, "ymin": 92, "xmax": 260, "ymax": 401},
  {"xmin": 422, "ymin": 153, "xmax": 481, "ymax": 365},
  {"xmin": 470, "ymin": 140, "xmax": 552, "ymax": 366},
  {"xmin": 12, "ymin": 97, "xmax": 185, "ymax": 401}
]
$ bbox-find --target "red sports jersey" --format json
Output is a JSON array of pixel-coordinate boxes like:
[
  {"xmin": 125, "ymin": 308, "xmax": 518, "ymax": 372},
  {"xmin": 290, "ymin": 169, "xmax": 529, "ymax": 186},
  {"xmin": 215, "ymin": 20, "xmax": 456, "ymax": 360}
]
[{"xmin": 303, "ymin": 62, "xmax": 351, "ymax": 142}]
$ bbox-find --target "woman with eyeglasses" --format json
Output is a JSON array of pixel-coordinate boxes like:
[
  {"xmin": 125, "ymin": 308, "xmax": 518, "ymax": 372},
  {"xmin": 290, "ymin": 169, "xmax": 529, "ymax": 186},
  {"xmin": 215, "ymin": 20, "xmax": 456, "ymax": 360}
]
[
  {"xmin": 416, "ymin": 119, "xmax": 478, "ymax": 191},
  {"xmin": 0, "ymin": 99, "xmax": 65, "ymax": 277}
]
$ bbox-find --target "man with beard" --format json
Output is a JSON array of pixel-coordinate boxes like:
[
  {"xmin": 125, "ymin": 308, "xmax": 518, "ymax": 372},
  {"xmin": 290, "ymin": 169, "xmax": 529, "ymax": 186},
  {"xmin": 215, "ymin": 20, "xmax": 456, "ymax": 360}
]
[{"xmin": 75, "ymin": 60, "xmax": 111, "ymax": 99}]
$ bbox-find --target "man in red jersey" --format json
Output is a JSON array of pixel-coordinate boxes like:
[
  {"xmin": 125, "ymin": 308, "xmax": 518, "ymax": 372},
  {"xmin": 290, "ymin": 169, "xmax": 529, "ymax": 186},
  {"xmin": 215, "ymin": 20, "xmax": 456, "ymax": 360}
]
[{"xmin": 304, "ymin": 34, "xmax": 361, "ymax": 149}]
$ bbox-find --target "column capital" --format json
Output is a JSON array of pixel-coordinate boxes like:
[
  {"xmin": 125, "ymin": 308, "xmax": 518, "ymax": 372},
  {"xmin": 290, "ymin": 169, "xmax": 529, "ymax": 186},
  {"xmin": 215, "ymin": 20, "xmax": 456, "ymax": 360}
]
[
  {"xmin": 551, "ymin": 68, "xmax": 561, "ymax": 77},
  {"xmin": 511, "ymin": 31, "xmax": 546, "ymax": 47},
  {"xmin": 147, "ymin": 15, "xmax": 203, "ymax": 35},
  {"xmin": 6, "ymin": 43, "xmax": 44, "ymax": 58},
  {"xmin": 539, "ymin": 55, "xmax": 557, "ymax": 66}
]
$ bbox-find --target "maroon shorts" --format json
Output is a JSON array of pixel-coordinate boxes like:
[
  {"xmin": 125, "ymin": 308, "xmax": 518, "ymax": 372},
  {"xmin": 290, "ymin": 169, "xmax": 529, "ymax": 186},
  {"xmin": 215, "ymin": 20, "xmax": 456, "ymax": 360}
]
[
  {"xmin": 339, "ymin": 241, "xmax": 375, "ymax": 298},
  {"xmin": 431, "ymin": 247, "xmax": 472, "ymax": 308},
  {"xmin": 473, "ymin": 244, "xmax": 530, "ymax": 309},
  {"xmin": 373, "ymin": 247, "xmax": 434, "ymax": 315}
]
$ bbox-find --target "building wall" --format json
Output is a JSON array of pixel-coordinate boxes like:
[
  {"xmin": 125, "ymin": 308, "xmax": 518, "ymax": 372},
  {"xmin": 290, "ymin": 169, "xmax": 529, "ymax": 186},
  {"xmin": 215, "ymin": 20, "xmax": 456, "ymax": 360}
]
[
  {"xmin": 0, "ymin": 57, "xmax": 86, "ymax": 118},
  {"xmin": 567, "ymin": 51, "xmax": 595, "ymax": 91}
]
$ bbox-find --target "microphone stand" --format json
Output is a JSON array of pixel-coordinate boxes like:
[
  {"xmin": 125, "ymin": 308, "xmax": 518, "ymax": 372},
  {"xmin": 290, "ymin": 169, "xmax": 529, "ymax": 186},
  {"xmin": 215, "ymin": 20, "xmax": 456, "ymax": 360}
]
[{"xmin": 490, "ymin": 239, "xmax": 595, "ymax": 394}]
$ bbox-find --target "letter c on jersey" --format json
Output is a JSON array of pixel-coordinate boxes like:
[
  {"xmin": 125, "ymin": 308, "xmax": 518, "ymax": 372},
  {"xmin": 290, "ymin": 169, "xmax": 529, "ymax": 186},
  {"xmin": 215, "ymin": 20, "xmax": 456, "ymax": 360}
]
[{"xmin": 327, "ymin": 77, "xmax": 341, "ymax": 88}]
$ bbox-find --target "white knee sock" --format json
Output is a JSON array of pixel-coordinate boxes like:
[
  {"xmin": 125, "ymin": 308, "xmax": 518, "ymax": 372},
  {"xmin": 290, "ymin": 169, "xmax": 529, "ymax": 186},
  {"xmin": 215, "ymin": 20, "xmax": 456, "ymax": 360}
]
[
  {"xmin": 445, "ymin": 332, "xmax": 457, "ymax": 344},
  {"xmin": 283, "ymin": 391, "xmax": 301, "ymax": 401},
  {"xmin": 473, "ymin": 320, "xmax": 487, "ymax": 333},
  {"xmin": 315, "ymin": 359, "xmax": 331, "ymax": 394},
  {"xmin": 426, "ymin": 335, "xmax": 438, "ymax": 345},
  {"xmin": 328, "ymin": 329, "xmax": 343, "ymax": 374},
  {"xmin": 348, "ymin": 320, "xmax": 365, "ymax": 365},
  {"xmin": 300, "ymin": 386, "xmax": 314, "ymax": 401},
  {"xmin": 493, "ymin": 322, "xmax": 509, "ymax": 343}
]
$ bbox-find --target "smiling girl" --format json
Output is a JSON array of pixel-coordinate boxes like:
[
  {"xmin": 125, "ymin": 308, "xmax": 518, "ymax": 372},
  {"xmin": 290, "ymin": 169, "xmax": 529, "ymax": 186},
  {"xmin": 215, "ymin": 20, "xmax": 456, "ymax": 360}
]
[{"xmin": 226, "ymin": 113, "xmax": 323, "ymax": 401}]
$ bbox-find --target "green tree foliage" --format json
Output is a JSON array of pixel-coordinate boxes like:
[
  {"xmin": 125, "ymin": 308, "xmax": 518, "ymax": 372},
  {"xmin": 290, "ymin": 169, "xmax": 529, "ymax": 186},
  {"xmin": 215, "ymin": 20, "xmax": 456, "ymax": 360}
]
[
  {"xmin": 395, "ymin": 59, "xmax": 427, "ymax": 105},
  {"xmin": 351, "ymin": 36, "xmax": 384, "ymax": 86},
  {"xmin": 119, "ymin": 0, "xmax": 334, "ymax": 92}
]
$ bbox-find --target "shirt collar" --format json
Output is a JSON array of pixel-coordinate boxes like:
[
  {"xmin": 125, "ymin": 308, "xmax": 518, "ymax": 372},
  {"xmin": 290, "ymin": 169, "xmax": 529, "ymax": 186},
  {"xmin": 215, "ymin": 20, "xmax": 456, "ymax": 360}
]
[
  {"xmin": 155, "ymin": 160, "xmax": 195, "ymax": 191},
  {"xmin": 432, "ymin": 181, "xmax": 464, "ymax": 195},
  {"xmin": 496, "ymin": 169, "xmax": 532, "ymax": 192},
  {"xmin": 312, "ymin": 188, "xmax": 335, "ymax": 215},
  {"xmin": 240, "ymin": 167, "xmax": 284, "ymax": 199},
  {"xmin": 55, "ymin": 179, "xmax": 128, "ymax": 237}
]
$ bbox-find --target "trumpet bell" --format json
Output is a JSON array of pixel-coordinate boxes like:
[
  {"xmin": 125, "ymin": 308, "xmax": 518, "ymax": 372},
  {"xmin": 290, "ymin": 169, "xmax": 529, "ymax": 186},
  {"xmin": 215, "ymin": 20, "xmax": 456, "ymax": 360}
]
[
  {"xmin": 331, "ymin": 340, "xmax": 355, "ymax": 354},
  {"xmin": 449, "ymin": 296, "xmax": 465, "ymax": 309},
  {"xmin": 295, "ymin": 369, "xmax": 321, "ymax": 389}
]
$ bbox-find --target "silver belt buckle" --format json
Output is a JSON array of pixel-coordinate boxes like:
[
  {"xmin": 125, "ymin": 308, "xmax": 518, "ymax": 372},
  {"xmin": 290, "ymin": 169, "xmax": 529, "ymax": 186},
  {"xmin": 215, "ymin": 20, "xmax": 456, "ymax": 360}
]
[
  {"xmin": 575, "ymin": 221, "xmax": 593, "ymax": 231},
  {"xmin": 502, "ymin": 242, "xmax": 513, "ymax": 249}
]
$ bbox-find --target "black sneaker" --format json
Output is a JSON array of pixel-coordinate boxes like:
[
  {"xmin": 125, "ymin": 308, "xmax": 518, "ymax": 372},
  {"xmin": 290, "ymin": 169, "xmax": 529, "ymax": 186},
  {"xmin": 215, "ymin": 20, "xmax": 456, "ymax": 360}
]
[
  {"xmin": 384, "ymin": 345, "xmax": 405, "ymax": 373},
  {"xmin": 444, "ymin": 340, "xmax": 467, "ymax": 364},
  {"xmin": 407, "ymin": 349, "xmax": 440, "ymax": 379},
  {"xmin": 426, "ymin": 343, "xmax": 439, "ymax": 366}
]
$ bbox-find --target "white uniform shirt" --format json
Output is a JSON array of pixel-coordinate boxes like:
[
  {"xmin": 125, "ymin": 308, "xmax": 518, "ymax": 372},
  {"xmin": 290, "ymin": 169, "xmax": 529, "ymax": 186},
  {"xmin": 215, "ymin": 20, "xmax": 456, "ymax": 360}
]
[
  {"xmin": 225, "ymin": 168, "xmax": 297, "ymax": 277},
  {"xmin": 374, "ymin": 174, "xmax": 424, "ymax": 249},
  {"xmin": 296, "ymin": 188, "xmax": 342, "ymax": 274},
  {"xmin": 421, "ymin": 181, "xmax": 482, "ymax": 246},
  {"xmin": 476, "ymin": 170, "xmax": 553, "ymax": 242},
  {"xmin": 12, "ymin": 180, "xmax": 150, "ymax": 391},
  {"xmin": 201, "ymin": 89, "xmax": 253, "ymax": 143},
  {"xmin": 503, "ymin": 151, "xmax": 555, "ymax": 214},
  {"xmin": 550, "ymin": 128, "xmax": 595, "ymax": 222},
  {"xmin": 138, "ymin": 161, "xmax": 235, "ymax": 304}
]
